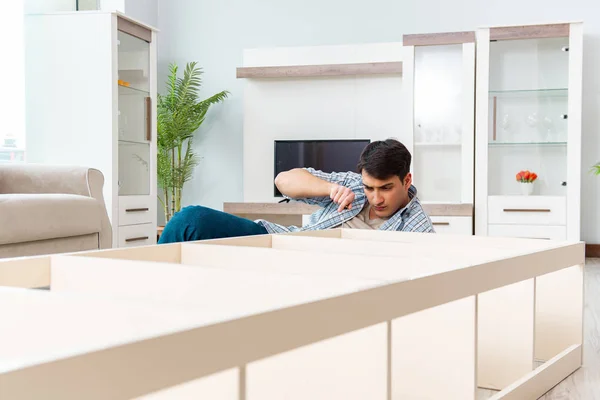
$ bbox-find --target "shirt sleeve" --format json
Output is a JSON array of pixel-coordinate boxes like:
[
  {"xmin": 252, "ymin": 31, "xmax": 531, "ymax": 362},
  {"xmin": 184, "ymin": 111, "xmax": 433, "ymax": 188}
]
[{"xmin": 283, "ymin": 167, "xmax": 362, "ymax": 207}]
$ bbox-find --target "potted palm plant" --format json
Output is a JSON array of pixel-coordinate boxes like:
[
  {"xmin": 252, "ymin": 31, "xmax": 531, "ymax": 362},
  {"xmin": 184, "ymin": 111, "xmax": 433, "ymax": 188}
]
[
  {"xmin": 157, "ymin": 61, "xmax": 229, "ymax": 224},
  {"xmin": 593, "ymin": 162, "xmax": 600, "ymax": 176}
]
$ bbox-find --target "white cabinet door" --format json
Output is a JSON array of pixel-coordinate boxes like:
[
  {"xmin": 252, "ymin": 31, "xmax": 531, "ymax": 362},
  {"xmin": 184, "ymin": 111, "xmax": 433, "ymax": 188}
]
[
  {"xmin": 488, "ymin": 196, "xmax": 566, "ymax": 225},
  {"xmin": 118, "ymin": 223, "xmax": 155, "ymax": 247},
  {"xmin": 430, "ymin": 216, "xmax": 472, "ymax": 235},
  {"xmin": 488, "ymin": 224, "xmax": 566, "ymax": 240},
  {"xmin": 119, "ymin": 196, "xmax": 153, "ymax": 226}
]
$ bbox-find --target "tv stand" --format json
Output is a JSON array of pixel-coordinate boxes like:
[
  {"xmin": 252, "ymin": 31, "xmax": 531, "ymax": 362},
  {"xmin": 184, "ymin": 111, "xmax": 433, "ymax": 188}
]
[{"xmin": 223, "ymin": 202, "xmax": 473, "ymax": 233}]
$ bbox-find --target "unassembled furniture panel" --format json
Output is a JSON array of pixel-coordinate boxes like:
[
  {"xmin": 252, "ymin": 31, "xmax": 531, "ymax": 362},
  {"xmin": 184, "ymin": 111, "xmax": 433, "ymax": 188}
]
[{"xmin": 0, "ymin": 229, "xmax": 584, "ymax": 399}]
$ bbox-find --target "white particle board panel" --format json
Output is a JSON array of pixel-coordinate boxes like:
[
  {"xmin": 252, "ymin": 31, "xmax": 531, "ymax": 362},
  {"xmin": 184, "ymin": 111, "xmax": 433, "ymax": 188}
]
[
  {"xmin": 489, "ymin": 344, "xmax": 581, "ymax": 400},
  {"xmin": 50, "ymin": 255, "xmax": 381, "ymax": 313},
  {"xmin": 75, "ymin": 242, "xmax": 182, "ymax": 263},
  {"xmin": 134, "ymin": 369, "xmax": 238, "ymax": 400},
  {"xmin": 49, "ymin": 255, "xmax": 388, "ymax": 400},
  {"xmin": 0, "ymin": 229, "xmax": 585, "ymax": 400},
  {"xmin": 535, "ymin": 265, "xmax": 584, "ymax": 362},
  {"xmin": 477, "ymin": 280, "xmax": 535, "ymax": 390},
  {"xmin": 180, "ymin": 240, "xmax": 512, "ymax": 393},
  {"xmin": 0, "ymin": 287, "xmax": 238, "ymax": 400},
  {"xmin": 0, "ymin": 255, "xmax": 50, "ymax": 288},
  {"xmin": 180, "ymin": 242, "xmax": 453, "ymax": 281},
  {"xmin": 392, "ymin": 297, "xmax": 476, "ymax": 400},
  {"xmin": 246, "ymin": 323, "xmax": 387, "ymax": 400},
  {"xmin": 566, "ymin": 23, "xmax": 583, "ymax": 241},
  {"xmin": 334, "ymin": 228, "xmax": 564, "ymax": 250}
]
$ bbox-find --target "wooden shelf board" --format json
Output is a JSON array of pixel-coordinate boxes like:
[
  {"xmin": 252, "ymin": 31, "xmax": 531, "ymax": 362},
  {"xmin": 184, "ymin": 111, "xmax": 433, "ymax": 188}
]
[
  {"xmin": 490, "ymin": 23, "xmax": 570, "ymax": 41},
  {"xmin": 236, "ymin": 62, "xmax": 402, "ymax": 79},
  {"xmin": 403, "ymin": 31, "xmax": 475, "ymax": 46}
]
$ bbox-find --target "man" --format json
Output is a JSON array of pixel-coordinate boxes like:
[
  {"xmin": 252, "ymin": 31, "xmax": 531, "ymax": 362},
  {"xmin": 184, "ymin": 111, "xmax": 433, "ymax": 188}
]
[{"xmin": 158, "ymin": 138, "xmax": 434, "ymax": 244}]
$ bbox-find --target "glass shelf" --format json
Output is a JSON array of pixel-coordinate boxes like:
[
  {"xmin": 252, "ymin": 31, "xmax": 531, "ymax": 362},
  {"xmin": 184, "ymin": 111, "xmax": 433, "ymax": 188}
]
[
  {"xmin": 489, "ymin": 141, "xmax": 567, "ymax": 146},
  {"xmin": 414, "ymin": 142, "xmax": 461, "ymax": 147},
  {"xmin": 489, "ymin": 88, "xmax": 568, "ymax": 96},
  {"xmin": 118, "ymin": 84, "xmax": 150, "ymax": 96},
  {"xmin": 119, "ymin": 138, "xmax": 149, "ymax": 145}
]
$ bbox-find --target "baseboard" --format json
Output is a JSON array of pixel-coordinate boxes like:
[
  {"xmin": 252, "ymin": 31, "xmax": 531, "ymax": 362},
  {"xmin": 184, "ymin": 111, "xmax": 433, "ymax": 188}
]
[{"xmin": 585, "ymin": 244, "xmax": 600, "ymax": 258}]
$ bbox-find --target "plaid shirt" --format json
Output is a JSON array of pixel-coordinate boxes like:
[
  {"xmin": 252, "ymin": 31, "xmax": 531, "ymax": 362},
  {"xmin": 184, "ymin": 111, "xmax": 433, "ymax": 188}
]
[{"xmin": 256, "ymin": 168, "xmax": 435, "ymax": 234}]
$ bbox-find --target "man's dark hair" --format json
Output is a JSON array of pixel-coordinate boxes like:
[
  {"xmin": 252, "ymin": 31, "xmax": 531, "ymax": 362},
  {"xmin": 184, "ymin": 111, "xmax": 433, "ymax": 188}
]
[{"xmin": 356, "ymin": 139, "xmax": 411, "ymax": 180}]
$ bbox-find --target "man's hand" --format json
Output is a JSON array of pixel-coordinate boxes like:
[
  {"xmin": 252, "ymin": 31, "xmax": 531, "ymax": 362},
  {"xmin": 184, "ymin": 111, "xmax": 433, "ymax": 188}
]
[{"xmin": 330, "ymin": 184, "xmax": 355, "ymax": 212}]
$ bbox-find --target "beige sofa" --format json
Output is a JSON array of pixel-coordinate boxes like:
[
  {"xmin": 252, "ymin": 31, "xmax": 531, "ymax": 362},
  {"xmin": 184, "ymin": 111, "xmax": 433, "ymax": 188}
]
[{"xmin": 0, "ymin": 164, "xmax": 111, "ymax": 258}]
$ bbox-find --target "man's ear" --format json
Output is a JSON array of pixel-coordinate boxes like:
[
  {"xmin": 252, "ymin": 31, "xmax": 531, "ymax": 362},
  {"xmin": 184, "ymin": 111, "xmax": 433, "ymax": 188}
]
[{"xmin": 404, "ymin": 173, "xmax": 412, "ymax": 188}]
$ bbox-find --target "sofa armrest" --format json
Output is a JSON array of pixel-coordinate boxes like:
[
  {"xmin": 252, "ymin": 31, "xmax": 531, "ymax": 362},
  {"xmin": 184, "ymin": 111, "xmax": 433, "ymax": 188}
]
[
  {"xmin": 0, "ymin": 164, "xmax": 100, "ymax": 196},
  {"xmin": 0, "ymin": 164, "xmax": 112, "ymax": 249}
]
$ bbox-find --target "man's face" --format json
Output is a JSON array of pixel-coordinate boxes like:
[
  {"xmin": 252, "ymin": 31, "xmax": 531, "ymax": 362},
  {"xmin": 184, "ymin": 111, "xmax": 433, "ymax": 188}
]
[{"xmin": 361, "ymin": 171, "xmax": 412, "ymax": 218}]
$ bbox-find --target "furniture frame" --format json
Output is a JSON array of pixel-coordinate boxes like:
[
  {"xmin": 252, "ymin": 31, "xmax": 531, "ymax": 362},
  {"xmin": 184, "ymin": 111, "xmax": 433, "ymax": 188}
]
[
  {"xmin": 474, "ymin": 22, "xmax": 583, "ymax": 241},
  {"xmin": 0, "ymin": 229, "xmax": 584, "ymax": 399},
  {"xmin": 25, "ymin": 10, "xmax": 158, "ymax": 248},
  {"xmin": 402, "ymin": 31, "xmax": 476, "ymax": 235}
]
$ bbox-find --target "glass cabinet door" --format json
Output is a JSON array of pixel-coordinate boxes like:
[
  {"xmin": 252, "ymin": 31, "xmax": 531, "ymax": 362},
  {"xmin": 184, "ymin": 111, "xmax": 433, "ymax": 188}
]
[
  {"xmin": 412, "ymin": 44, "xmax": 464, "ymax": 202},
  {"xmin": 487, "ymin": 37, "xmax": 569, "ymax": 197},
  {"xmin": 117, "ymin": 29, "xmax": 151, "ymax": 196}
]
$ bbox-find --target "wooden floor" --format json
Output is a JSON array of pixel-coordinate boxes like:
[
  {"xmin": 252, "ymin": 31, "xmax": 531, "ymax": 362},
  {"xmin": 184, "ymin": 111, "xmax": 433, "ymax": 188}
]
[{"xmin": 479, "ymin": 258, "xmax": 600, "ymax": 399}]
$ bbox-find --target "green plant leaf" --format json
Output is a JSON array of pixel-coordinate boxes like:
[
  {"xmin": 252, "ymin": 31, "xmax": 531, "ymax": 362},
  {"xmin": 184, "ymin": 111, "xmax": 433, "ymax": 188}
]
[{"xmin": 157, "ymin": 61, "xmax": 229, "ymax": 221}]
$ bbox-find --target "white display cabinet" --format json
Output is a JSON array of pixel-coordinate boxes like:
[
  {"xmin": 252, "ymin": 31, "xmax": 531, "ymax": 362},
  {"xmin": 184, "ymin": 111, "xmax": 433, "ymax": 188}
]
[
  {"xmin": 474, "ymin": 22, "xmax": 583, "ymax": 241},
  {"xmin": 25, "ymin": 11, "xmax": 158, "ymax": 248},
  {"xmin": 402, "ymin": 31, "xmax": 476, "ymax": 234}
]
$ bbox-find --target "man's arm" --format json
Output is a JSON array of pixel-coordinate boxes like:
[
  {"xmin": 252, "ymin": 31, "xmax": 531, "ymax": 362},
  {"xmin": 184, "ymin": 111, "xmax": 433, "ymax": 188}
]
[
  {"xmin": 275, "ymin": 168, "xmax": 357, "ymax": 211},
  {"xmin": 275, "ymin": 168, "xmax": 333, "ymax": 198}
]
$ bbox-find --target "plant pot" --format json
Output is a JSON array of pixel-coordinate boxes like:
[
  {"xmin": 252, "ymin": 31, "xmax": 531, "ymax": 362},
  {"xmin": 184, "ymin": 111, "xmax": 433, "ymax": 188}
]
[{"xmin": 520, "ymin": 182, "xmax": 534, "ymax": 196}]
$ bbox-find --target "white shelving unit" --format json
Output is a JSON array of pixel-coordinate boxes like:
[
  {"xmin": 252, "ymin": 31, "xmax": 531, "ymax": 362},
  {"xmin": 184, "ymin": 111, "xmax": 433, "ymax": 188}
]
[
  {"xmin": 474, "ymin": 22, "xmax": 583, "ymax": 241},
  {"xmin": 402, "ymin": 31, "xmax": 476, "ymax": 235},
  {"xmin": 25, "ymin": 11, "xmax": 158, "ymax": 248}
]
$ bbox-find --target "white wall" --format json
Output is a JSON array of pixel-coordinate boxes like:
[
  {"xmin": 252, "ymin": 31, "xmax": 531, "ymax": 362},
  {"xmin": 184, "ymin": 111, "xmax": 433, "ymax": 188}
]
[
  {"xmin": 0, "ymin": 1, "xmax": 26, "ymax": 154},
  {"xmin": 241, "ymin": 44, "xmax": 405, "ymax": 203},
  {"xmin": 24, "ymin": 0, "xmax": 75, "ymax": 14},
  {"xmin": 158, "ymin": 0, "xmax": 600, "ymax": 243},
  {"xmin": 123, "ymin": 0, "xmax": 157, "ymax": 27}
]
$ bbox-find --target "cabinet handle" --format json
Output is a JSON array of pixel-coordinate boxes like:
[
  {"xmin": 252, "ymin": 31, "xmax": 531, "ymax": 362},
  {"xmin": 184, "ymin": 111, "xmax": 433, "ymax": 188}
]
[
  {"xmin": 126, "ymin": 208, "xmax": 149, "ymax": 212},
  {"xmin": 432, "ymin": 222, "xmax": 450, "ymax": 226},
  {"xmin": 503, "ymin": 208, "xmax": 551, "ymax": 212},
  {"xmin": 125, "ymin": 236, "xmax": 149, "ymax": 242},
  {"xmin": 145, "ymin": 96, "xmax": 152, "ymax": 141}
]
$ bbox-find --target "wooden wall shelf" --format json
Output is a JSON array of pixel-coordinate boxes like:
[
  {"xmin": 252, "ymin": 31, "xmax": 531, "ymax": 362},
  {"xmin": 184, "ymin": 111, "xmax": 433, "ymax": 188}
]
[
  {"xmin": 403, "ymin": 31, "xmax": 476, "ymax": 46},
  {"xmin": 236, "ymin": 62, "xmax": 403, "ymax": 79},
  {"xmin": 490, "ymin": 23, "xmax": 570, "ymax": 41}
]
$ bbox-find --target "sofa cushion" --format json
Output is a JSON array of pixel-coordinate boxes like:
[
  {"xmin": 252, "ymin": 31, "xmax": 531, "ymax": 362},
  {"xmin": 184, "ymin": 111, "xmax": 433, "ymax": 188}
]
[{"xmin": 0, "ymin": 194, "xmax": 104, "ymax": 245}]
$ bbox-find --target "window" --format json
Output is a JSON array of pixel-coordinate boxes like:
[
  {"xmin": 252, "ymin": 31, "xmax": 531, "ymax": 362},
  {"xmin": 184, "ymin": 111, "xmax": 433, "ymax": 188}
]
[{"xmin": 0, "ymin": 1, "xmax": 26, "ymax": 162}]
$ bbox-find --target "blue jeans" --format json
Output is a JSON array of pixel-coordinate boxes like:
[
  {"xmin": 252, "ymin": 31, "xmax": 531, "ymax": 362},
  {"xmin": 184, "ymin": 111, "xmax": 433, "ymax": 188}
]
[{"xmin": 158, "ymin": 205, "xmax": 269, "ymax": 244}]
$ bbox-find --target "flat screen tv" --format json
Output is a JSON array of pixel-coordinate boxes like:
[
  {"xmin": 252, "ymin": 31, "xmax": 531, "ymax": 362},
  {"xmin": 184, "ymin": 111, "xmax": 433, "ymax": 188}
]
[{"xmin": 274, "ymin": 139, "xmax": 370, "ymax": 197}]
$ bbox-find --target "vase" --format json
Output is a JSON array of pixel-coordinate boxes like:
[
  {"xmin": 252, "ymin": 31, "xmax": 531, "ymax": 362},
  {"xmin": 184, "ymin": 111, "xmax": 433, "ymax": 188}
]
[{"xmin": 520, "ymin": 182, "xmax": 534, "ymax": 196}]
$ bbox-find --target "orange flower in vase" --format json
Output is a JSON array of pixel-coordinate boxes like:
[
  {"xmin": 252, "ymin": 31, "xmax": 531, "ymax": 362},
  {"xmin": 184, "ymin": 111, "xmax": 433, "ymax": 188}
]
[{"xmin": 516, "ymin": 170, "xmax": 538, "ymax": 195}]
